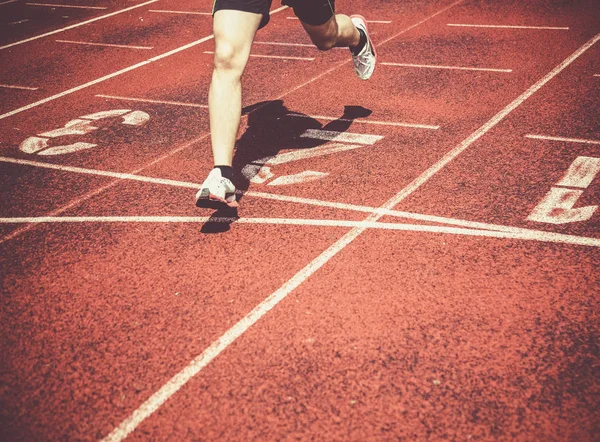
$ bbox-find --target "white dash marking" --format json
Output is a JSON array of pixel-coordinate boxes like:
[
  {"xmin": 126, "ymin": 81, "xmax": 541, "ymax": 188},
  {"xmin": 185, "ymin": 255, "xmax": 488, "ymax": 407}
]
[
  {"xmin": 0, "ymin": 0, "xmax": 19, "ymax": 5},
  {"xmin": 96, "ymin": 94, "xmax": 207, "ymax": 108},
  {"xmin": 556, "ymin": 156, "xmax": 600, "ymax": 189},
  {"xmin": 381, "ymin": 62, "xmax": 512, "ymax": 73},
  {"xmin": 254, "ymin": 41, "xmax": 314, "ymax": 48},
  {"xmin": 300, "ymin": 129, "xmax": 383, "ymax": 145},
  {"xmin": 594, "ymin": 74, "xmax": 600, "ymax": 77},
  {"xmin": 287, "ymin": 113, "xmax": 439, "ymax": 130},
  {"xmin": 148, "ymin": 9, "xmax": 211, "ymax": 15},
  {"xmin": 26, "ymin": 2, "xmax": 107, "ymax": 9},
  {"xmin": 9, "ymin": 19, "xmax": 30, "ymax": 25},
  {"xmin": 56, "ymin": 39, "xmax": 153, "ymax": 49},
  {"xmin": 447, "ymin": 23, "xmax": 569, "ymax": 30},
  {"xmin": 0, "ymin": 83, "xmax": 38, "ymax": 90},
  {"xmin": 286, "ymin": 16, "xmax": 389, "ymax": 24},
  {"xmin": 203, "ymin": 50, "xmax": 313, "ymax": 61},
  {"xmin": 268, "ymin": 171, "xmax": 328, "ymax": 186},
  {"xmin": 0, "ymin": 0, "xmax": 159, "ymax": 51},
  {"xmin": 525, "ymin": 134, "xmax": 600, "ymax": 145}
]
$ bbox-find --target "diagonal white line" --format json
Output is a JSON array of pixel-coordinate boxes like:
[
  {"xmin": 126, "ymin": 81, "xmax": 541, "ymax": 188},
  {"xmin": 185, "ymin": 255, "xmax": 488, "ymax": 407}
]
[
  {"xmin": 0, "ymin": 0, "xmax": 159, "ymax": 50},
  {"xmin": 96, "ymin": 94, "xmax": 208, "ymax": 108},
  {"xmin": 0, "ymin": 83, "xmax": 38, "ymax": 90},
  {"xmin": 447, "ymin": 23, "xmax": 569, "ymax": 30},
  {"xmin": 381, "ymin": 62, "xmax": 512, "ymax": 73},
  {"xmin": 26, "ymin": 2, "xmax": 106, "ymax": 9},
  {"xmin": 56, "ymin": 39, "xmax": 154, "ymax": 50},
  {"xmin": 525, "ymin": 134, "xmax": 600, "ymax": 145},
  {"xmin": 0, "ymin": 0, "xmax": 19, "ymax": 5}
]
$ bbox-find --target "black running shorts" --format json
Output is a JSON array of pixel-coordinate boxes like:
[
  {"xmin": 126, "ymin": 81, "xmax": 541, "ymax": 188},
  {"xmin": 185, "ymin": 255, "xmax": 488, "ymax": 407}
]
[{"xmin": 213, "ymin": 0, "xmax": 335, "ymax": 29}]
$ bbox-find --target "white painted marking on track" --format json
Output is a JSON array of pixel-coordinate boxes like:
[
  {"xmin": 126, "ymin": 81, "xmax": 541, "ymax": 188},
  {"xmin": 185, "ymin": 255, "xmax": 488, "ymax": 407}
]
[
  {"xmin": 203, "ymin": 50, "xmax": 314, "ymax": 61},
  {"xmin": 528, "ymin": 188, "xmax": 597, "ymax": 224},
  {"xmin": 286, "ymin": 16, "xmax": 390, "ymax": 24},
  {"xmin": 96, "ymin": 94, "xmax": 208, "ymax": 108},
  {"xmin": 556, "ymin": 157, "xmax": 600, "ymax": 188},
  {"xmin": 0, "ymin": 0, "xmax": 19, "ymax": 5},
  {"xmin": 381, "ymin": 62, "xmax": 512, "ymax": 73},
  {"xmin": 287, "ymin": 113, "xmax": 439, "ymax": 130},
  {"xmin": 300, "ymin": 129, "xmax": 383, "ymax": 145},
  {"xmin": 0, "ymin": 0, "xmax": 158, "ymax": 51},
  {"xmin": 0, "ymin": 84, "xmax": 38, "ymax": 90},
  {"xmin": 386, "ymin": 32, "xmax": 600, "ymax": 208},
  {"xmin": 2, "ymin": 153, "xmax": 598, "ymax": 248},
  {"xmin": 594, "ymin": 74, "xmax": 600, "ymax": 77},
  {"xmin": 254, "ymin": 41, "xmax": 315, "ymax": 48},
  {"xmin": 268, "ymin": 171, "xmax": 329, "ymax": 186},
  {"xmin": 56, "ymin": 39, "xmax": 153, "ymax": 50},
  {"xmin": 1, "ymin": 216, "xmax": 598, "ymax": 247},
  {"xmin": 148, "ymin": 9, "xmax": 211, "ymax": 15},
  {"xmin": 525, "ymin": 134, "xmax": 600, "ymax": 145},
  {"xmin": 448, "ymin": 23, "xmax": 569, "ymax": 30},
  {"xmin": 26, "ymin": 2, "xmax": 107, "ymax": 9},
  {"xmin": 9, "ymin": 19, "xmax": 30, "ymax": 25}
]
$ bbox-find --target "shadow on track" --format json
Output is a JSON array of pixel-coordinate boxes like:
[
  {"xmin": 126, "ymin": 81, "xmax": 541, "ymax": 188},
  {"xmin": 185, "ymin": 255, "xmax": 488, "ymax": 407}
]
[{"xmin": 201, "ymin": 100, "xmax": 371, "ymax": 234}]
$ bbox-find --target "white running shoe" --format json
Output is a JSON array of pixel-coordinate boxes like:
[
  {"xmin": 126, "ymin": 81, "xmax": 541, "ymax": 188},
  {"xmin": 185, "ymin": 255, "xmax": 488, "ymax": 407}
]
[
  {"xmin": 195, "ymin": 168, "xmax": 238, "ymax": 209},
  {"xmin": 350, "ymin": 15, "xmax": 376, "ymax": 80}
]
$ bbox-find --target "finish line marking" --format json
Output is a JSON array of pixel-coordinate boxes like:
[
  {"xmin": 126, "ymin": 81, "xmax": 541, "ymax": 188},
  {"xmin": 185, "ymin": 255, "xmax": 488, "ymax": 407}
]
[
  {"xmin": 96, "ymin": 94, "xmax": 208, "ymax": 108},
  {"xmin": 1, "ymin": 216, "xmax": 598, "ymax": 247},
  {"xmin": 525, "ymin": 134, "xmax": 600, "ymax": 145},
  {"xmin": 0, "ymin": 0, "xmax": 158, "ymax": 50},
  {"xmin": 381, "ymin": 62, "xmax": 512, "ymax": 73},
  {"xmin": 56, "ymin": 39, "xmax": 154, "ymax": 50},
  {"xmin": 447, "ymin": 23, "xmax": 570, "ymax": 30}
]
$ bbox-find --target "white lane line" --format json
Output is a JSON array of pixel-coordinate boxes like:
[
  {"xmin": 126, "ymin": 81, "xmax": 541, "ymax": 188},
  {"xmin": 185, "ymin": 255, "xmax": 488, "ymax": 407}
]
[
  {"xmin": 203, "ymin": 50, "xmax": 314, "ymax": 61},
  {"xmin": 525, "ymin": 134, "xmax": 600, "ymax": 145},
  {"xmin": 0, "ymin": 0, "xmax": 158, "ymax": 51},
  {"xmin": 56, "ymin": 39, "xmax": 153, "ymax": 50},
  {"xmin": 2, "ymin": 154, "xmax": 597, "ymax": 249},
  {"xmin": 0, "ymin": 0, "xmax": 19, "ymax": 5},
  {"xmin": 0, "ymin": 83, "xmax": 38, "ymax": 90},
  {"xmin": 148, "ymin": 9, "xmax": 211, "ymax": 15},
  {"xmin": 0, "ymin": 35, "xmax": 215, "ymax": 121},
  {"xmin": 386, "ymin": 32, "xmax": 600, "ymax": 207},
  {"xmin": 594, "ymin": 74, "xmax": 600, "ymax": 77},
  {"xmin": 381, "ymin": 62, "xmax": 512, "ymax": 73},
  {"xmin": 300, "ymin": 129, "xmax": 383, "ymax": 144},
  {"xmin": 9, "ymin": 19, "xmax": 30, "ymax": 25},
  {"xmin": 286, "ymin": 16, "xmax": 390, "ymax": 24},
  {"xmin": 1, "ymin": 216, "xmax": 598, "ymax": 247},
  {"xmin": 96, "ymin": 94, "xmax": 208, "ymax": 108},
  {"xmin": 287, "ymin": 113, "xmax": 440, "ymax": 130},
  {"xmin": 26, "ymin": 2, "xmax": 107, "ymax": 9},
  {"xmin": 447, "ymin": 23, "xmax": 569, "ymax": 30},
  {"xmin": 254, "ymin": 41, "xmax": 314, "ymax": 48}
]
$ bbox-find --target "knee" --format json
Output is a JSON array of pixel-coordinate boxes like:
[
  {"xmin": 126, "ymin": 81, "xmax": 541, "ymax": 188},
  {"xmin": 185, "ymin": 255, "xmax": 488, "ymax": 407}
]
[{"xmin": 213, "ymin": 42, "xmax": 245, "ymax": 74}]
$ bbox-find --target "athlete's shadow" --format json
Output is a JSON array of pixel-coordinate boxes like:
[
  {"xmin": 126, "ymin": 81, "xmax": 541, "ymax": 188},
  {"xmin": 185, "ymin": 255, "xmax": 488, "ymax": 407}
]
[{"xmin": 201, "ymin": 100, "xmax": 371, "ymax": 233}]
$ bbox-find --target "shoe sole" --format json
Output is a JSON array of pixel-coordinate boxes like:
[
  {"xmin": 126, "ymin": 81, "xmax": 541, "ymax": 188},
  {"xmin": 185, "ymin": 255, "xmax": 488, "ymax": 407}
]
[{"xmin": 195, "ymin": 188, "xmax": 239, "ymax": 209}]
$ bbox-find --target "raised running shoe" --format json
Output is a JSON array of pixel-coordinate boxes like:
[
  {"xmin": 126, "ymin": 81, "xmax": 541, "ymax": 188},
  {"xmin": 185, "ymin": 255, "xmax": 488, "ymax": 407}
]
[
  {"xmin": 195, "ymin": 168, "xmax": 238, "ymax": 209},
  {"xmin": 350, "ymin": 15, "xmax": 376, "ymax": 80}
]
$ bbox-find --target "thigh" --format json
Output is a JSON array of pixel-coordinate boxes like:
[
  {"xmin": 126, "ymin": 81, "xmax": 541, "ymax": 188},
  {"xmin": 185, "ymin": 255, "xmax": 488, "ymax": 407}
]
[{"xmin": 213, "ymin": 9, "xmax": 263, "ymax": 70}]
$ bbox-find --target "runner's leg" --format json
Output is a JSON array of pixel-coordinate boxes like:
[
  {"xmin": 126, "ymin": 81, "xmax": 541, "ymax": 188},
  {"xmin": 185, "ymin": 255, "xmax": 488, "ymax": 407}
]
[
  {"xmin": 209, "ymin": 10, "xmax": 262, "ymax": 166},
  {"xmin": 301, "ymin": 14, "xmax": 360, "ymax": 51}
]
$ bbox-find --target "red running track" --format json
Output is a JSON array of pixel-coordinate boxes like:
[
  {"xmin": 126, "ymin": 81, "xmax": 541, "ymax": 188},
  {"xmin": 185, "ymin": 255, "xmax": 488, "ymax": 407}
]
[{"xmin": 1, "ymin": 0, "xmax": 599, "ymax": 440}]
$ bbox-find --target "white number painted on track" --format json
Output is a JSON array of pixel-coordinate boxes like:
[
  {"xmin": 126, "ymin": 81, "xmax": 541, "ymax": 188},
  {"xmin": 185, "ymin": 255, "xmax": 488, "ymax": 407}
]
[
  {"xmin": 20, "ymin": 109, "xmax": 150, "ymax": 156},
  {"xmin": 242, "ymin": 129, "xmax": 383, "ymax": 186},
  {"xmin": 528, "ymin": 156, "xmax": 600, "ymax": 224}
]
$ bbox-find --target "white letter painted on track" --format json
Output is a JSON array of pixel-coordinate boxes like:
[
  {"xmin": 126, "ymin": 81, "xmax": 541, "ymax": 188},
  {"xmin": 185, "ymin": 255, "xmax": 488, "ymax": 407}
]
[
  {"xmin": 556, "ymin": 156, "xmax": 600, "ymax": 189},
  {"xmin": 527, "ymin": 187, "xmax": 597, "ymax": 224}
]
